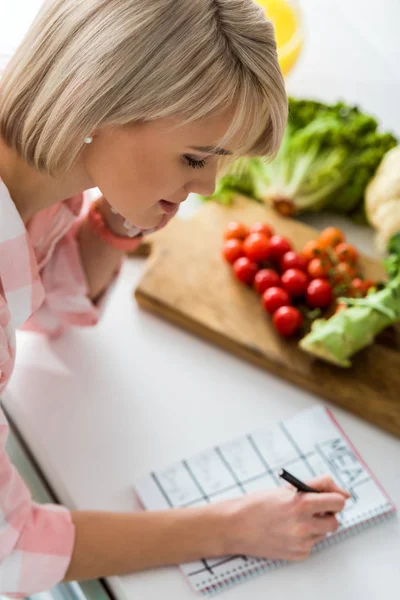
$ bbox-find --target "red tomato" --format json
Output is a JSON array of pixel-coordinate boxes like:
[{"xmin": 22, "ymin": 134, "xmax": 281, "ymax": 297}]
[
  {"xmin": 281, "ymin": 269, "xmax": 308, "ymax": 297},
  {"xmin": 306, "ymin": 279, "xmax": 333, "ymax": 309},
  {"xmin": 262, "ymin": 287, "xmax": 291, "ymax": 314},
  {"xmin": 280, "ymin": 251, "xmax": 308, "ymax": 273},
  {"xmin": 268, "ymin": 236, "xmax": 292, "ymax": 262},
  {"xmin": 243, "ymin": 233, "xmax": 271, "ymax": 262},
  {"xmin": 273, "ymin": 306, "xmax": 303, "ymax": 337},
  {"xmin": 350, "ymin": 278, "xmax": 365, "ymax": 297},
  {"xmin": 222, "ymin": 239, "xmax": 244, "ymax": 264},
  {"xmin": 335, "ymin": 242, "xmax": 359, "ymax": 264},
  {"xmin": 249, "ymin": 222, "xmax": 274, "ymax": 238},
  {"xmin": 351, "ymin": 278, "xmax": 375, "ymax": 297},
  {"xmin": 363, "ymin": 279, "xmax": 376, "ymax": 293},
  {"xmin": 302, "ymin": 240, "xmax": 327, "ymax": 262},
  {"xmin": 333, "ymin": 262, "xmax": 357, "ymax": 284},
  {"xmin": 319, "ymin": 227, "xmax": 345, "ymax": 248},
  {"xmin": 224, "ymin": 221, "xmax": 249, "ymax": 241},
  {"xmin": 233, "ymin": 257, "xmax": 259, "ymax": 285},
  {"xmin": 307, "ymin": 257, "xmax": 332, "ymax": 279},
  {"xmin": 254, "ymin": 269, "xmax": 281, "ymax": 294}
]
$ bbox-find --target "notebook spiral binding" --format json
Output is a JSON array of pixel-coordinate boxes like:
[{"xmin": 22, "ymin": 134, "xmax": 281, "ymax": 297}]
[{"xmin": 200, "ymin": 502, "xmax": 395, "ymax": 597}]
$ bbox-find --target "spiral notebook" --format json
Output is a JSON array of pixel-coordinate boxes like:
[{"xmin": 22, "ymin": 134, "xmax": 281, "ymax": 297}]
[{"xmin": 134, "ymin": 406, "xmax": 396, "ymax": 597}]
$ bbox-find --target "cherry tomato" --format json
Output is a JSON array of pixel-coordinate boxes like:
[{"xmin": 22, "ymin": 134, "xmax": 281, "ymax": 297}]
[
  {"xmin": 222, "ymin": 239, "xmax": 244, "ymax": 264},
  {"xmin": 306, "ymin": 279, "xmax": 333, "ymax": 309},
  {"xmin": 335, "ymin": 242, "xmax": 358, "ymax": 264},
  {"xmin": 350, "ymin": 278, "xmax": 365, "ymax": 297},
  {"xmin": 302, "ymin": 240, "xmax": 327, "ymax": 262},
  {"xmin": 361, "ymin": 279, "xmax": 376, "ymax": 294},
  {"xmin": 224, "ymin": 221, "xmax": 249, "ymax": 241},
  {"xmin": 319, "ymin": 227, "xmax": 345, "ymax": 248},
  {"xmin": 307, "ymin": 257, "xmax": 332, "ymax": 279},
  {"xmin": 281, "ymin": 268, "xmax": 308, "ymax": 297},
  {"xmin": 351, "ymin": 278, "xmax": 375, "ymax": 297},
  {"xmin": 233, "ymin": 257, "xmax": 258, "ymax": 285},
  {"xmin": 254, "ymin": 269, "xmax": 281, "ymax": 295},
  {"xmin": 273, "ymin": 306, "xmax": 303, "ymax": 337},
  {"xmin": 333, "ymin": 262, "xmax": 357, "ymax": 284},
  {"xmin": 249, "ymin": 222, "xmax": 274, "ymax": 238},
  {"xmin": 262, "ymin": 287, "xmax": 291, "ymax": 314},
  {"xmin": 243, "ymin": 233, "xmax": 271, "ymax": 263},
  {"xmin": 268, "ymin": 236, "xmax": 292, "ymax": 263},
  {"xmin": 280, "ymin": 251, "xmax": 308, "ymax": 273}
]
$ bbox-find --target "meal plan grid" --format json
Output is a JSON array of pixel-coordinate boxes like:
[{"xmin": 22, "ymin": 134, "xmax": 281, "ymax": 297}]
[{"xmin": 134, "ymin": 407, "xmax": 395, "ymax": 596}]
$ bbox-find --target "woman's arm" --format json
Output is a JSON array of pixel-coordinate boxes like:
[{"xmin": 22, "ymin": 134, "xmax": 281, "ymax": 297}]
[
  {"xmin": 0, "ymin": 404, "xmax": 76, "ymax": 598},
  {"xmin": 64, "ymin": 475, "xmax": 350, "ymax": 582},
  {"xmin": 64, "ymin": 505, "xmax": 227, "ymax": 581},
  {"xmin": 77, "ymin": 197, "xmax": 131, "ymax": 302}
]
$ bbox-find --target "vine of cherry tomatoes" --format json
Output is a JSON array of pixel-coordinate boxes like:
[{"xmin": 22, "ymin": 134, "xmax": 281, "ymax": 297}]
[{"xmin": 222, "ymin": 222, "xmax": 377, "ymax": 338}]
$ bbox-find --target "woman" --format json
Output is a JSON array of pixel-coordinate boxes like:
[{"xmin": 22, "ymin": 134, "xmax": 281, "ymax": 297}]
[{"xmin": 0, "ymin": 0, "xmax": 350, "ymax": 596}]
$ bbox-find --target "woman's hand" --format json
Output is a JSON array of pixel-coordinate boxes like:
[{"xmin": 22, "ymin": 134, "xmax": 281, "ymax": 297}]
[
  {"xmin": 221, "ymin": 474, "xmax": 351, "ymax": 562},
  {"xmin": 65, "ymin": 474, "xmax": 350, "ymax": 582},
  {"xmin": 79, "ymin": 195, "xmax": 177, "ymax": 300}
]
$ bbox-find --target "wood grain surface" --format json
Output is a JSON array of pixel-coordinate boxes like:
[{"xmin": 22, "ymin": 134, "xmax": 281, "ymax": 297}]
[{"xmin": 134, "ymin": 197, "xmax": 400, "ymax": 438}]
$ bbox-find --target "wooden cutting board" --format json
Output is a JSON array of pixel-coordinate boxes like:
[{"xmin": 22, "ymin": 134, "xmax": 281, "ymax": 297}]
[{"xmin": 134, "ymin": 196, "xmax": 400, "ymax": 438}]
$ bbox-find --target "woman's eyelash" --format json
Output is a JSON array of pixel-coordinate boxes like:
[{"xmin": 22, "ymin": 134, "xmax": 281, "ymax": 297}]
[{"xmin": 184, "ymin": 155, "xmax": 207, "ymax": 169}]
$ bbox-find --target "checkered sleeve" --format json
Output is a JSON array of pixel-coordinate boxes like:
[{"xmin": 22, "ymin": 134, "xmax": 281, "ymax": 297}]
[
  {"xmin": 0, "ymin": 180, "xmax": 77, "ymax": 595},
  {"xmin": 0, "ymin": 408, "xmax": 75, "ymax": 597}
]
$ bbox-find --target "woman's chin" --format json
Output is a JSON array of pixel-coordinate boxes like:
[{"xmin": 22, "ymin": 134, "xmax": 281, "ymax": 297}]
[
  {"xmin": 154, "ymin": 213, "xmax": 171, "ymax": 231},
  {"xmin": 131, "ymin": 216, "xmax": 163, "ymax": 232},
  {"xmin": 133, "ymin": 206, "xmax": 178, "ymax": 233}
]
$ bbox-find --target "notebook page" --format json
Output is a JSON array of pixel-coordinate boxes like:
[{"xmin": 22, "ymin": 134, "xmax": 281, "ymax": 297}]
[{"xmin": 134, "ymin": 406, "xmax": 396, "ymax": 595}]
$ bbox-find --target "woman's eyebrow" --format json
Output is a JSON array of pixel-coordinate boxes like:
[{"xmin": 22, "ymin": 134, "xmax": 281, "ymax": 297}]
[{"xmin": 188, "ymin": 146, "xmax": 232, "ymax": 156}]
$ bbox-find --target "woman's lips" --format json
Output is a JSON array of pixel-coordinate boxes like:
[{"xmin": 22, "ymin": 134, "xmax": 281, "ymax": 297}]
[{"xmin": 159, "ymin": 199, "xmax": 179, "ymax": 214}]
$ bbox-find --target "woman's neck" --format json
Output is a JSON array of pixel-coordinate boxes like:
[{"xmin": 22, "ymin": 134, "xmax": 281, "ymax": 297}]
[{"xmin": 0, "ymin": 136, "xmax": 93, "ymax": 223}]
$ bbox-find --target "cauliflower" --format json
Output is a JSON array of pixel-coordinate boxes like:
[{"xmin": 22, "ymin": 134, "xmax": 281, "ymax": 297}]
[{"xmin": 365, "ymin": 146, "xmax": 400, "ymax": 254}]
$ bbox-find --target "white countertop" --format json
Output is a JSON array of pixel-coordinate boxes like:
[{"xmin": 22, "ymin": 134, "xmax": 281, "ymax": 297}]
[{"xmin": 2, "ymin": 1, "xmax": 400, "ymax": 599}]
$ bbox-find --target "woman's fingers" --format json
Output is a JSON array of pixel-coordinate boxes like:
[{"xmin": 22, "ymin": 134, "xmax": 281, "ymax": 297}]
[
  {"xmin": 305, "ymin": 491, "xmax": 346, "ymax": 514},
  {"xmin": 288, "ymin": 534, "xmax": 326, "ymax": 562},
  {"xmin": 306, "ymin": 474, "xmax": 351, "ymax": 498},
  {"xmin": 311, "ymin": 534, "xmax": 327, "ymax": 542},
  {"xmin": 311, "ymin": 514, "xmax": 340, "ymax": 535}
]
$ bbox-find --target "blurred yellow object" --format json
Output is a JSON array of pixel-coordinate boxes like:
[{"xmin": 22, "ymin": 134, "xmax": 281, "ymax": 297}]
[{"xmin": 256, "ymin": 0, "xmax": 304, "ymax": 76}]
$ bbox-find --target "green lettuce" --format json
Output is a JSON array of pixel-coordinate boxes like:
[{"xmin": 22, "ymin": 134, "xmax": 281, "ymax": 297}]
[{"xmin": 202, "ymin": 98, "xmax": 397, "ymax": 218}]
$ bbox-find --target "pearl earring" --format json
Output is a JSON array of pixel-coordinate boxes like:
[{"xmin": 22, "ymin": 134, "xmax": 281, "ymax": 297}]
[{"xmin": 84, "ymin": 136, "xmax": 93, "ymax": 144}]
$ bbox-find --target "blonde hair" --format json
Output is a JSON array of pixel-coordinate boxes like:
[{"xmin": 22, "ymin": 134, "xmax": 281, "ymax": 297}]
[{"xmin": 0, "ymin": 0, "xmax": 287, "ymax": 176}]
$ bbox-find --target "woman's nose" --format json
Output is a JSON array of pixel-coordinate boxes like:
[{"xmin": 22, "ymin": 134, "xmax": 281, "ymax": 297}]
[{"xmin": 185, "ymin": 170, "xmax": 217, "ymax": 197}]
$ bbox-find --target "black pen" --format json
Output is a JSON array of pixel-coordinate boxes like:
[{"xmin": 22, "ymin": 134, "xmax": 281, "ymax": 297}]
[{"xmin": 279, "ymin": 468, "xmax": 320, "ymax": 493}]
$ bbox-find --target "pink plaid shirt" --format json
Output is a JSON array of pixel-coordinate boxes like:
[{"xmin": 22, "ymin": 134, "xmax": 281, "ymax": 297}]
[{"xmin": 0, "ymin": 178, "xmax": 136, "ymax": 597}]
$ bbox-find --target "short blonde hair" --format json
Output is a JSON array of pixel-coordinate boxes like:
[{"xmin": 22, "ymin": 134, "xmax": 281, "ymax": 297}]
[{"xmin": 0, "ymin": 0, "xmax": 287, "ymax": 176}]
